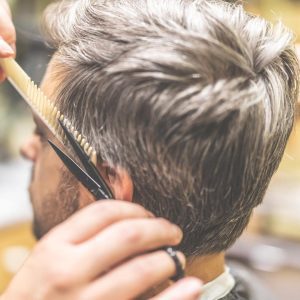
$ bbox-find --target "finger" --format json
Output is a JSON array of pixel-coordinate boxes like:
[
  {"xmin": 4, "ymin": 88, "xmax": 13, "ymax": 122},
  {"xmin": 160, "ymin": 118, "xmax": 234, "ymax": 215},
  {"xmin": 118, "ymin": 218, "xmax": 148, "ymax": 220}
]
[
  {"xmin": 152, "ymin": 277, "xmax": 202, "ymax": 300},
  {"xmin": 0, "ymin": 0, "xmax": 11, "ymax": 15},
  {"xmin": 80, "ymin": 250, "xmax": 186, "ymax": 300},
  {"xmin": 0, "ymin": 5, "xmax": 16, "ymax": 46},
  {"xmin": 77, "ymin": 218, "xmax": 182, "ymax": 279},
  {"xmin": 49, "ymin": 200, "xmax": 153, "ymax": 243}
]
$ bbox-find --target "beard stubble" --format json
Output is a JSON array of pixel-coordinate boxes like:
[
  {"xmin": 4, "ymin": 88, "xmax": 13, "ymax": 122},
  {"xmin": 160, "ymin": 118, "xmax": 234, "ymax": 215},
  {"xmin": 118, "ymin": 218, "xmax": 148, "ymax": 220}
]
[{"xmin": 33, "ymin": 169, "xmax": 80, "ymax": 239}]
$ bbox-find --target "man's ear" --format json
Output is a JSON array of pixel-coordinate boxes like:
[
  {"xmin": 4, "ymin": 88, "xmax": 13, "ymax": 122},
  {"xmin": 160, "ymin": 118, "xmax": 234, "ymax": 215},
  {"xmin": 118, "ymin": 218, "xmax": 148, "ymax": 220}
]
[
  {"xmin": 78, "ymin": 164, "xmax": 134, "ymax": 207},
  {"xmin": 105, "ymin": 166, "xmax": 134, "ymax": 202}
]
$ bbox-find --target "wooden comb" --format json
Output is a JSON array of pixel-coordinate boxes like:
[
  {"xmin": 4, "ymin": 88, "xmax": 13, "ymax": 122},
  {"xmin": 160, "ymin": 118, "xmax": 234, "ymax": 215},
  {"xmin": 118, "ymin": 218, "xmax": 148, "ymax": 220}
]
[{"xmin": 0, "ymin": 57, "xmax": 97, "ymax": 165}]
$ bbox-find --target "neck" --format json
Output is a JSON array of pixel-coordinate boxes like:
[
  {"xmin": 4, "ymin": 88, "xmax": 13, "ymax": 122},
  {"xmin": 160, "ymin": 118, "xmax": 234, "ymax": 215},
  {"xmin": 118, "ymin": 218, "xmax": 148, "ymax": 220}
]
[
  {"xmin": 186, "ymin": 252, "xmax": 225, "ymax": 283},
  {"xmin": 138, "ymin": 252, "xmax": 225, "ymax": 299}
]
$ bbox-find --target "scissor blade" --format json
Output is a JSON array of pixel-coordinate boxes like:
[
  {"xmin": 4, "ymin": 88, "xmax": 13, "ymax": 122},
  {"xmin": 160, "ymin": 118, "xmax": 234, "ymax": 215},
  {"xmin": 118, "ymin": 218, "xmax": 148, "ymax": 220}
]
[
  {"xmin": 48, "ymin": 140, "xmax": 110, "ymax": 200},
  {"xmin": 58, "ymin": 119, "xmax": 113, "ymax": 198}
]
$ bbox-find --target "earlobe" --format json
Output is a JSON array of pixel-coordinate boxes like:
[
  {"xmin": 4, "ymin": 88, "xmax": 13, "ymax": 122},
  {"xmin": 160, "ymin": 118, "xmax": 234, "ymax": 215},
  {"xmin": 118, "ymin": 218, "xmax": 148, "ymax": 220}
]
[{"xmin": 108, "ymin": 167, "xmax": 134, "ymax": 202}]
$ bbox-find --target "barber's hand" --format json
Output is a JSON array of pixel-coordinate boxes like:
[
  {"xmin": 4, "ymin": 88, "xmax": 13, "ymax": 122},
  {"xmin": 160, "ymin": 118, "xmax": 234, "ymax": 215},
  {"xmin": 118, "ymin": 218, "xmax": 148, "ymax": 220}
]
[
  {"xmin": 0, "ymin": 0, "xmax": 16, "ymax": 82},
  {"xmin": 2, "ymin": 201, "xmax": 202, "ymax": 300}
]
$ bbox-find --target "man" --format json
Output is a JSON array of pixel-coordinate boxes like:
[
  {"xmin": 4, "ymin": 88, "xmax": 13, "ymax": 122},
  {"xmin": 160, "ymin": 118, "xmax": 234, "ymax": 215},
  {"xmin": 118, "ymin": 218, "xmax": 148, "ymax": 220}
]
[
  {"xmin": 1, "ymin": 1, "xmax": 201, "ymax": 300},
  {"xmin": 1, "ymin": 0, "xmax": 299, "ymax": 299}
]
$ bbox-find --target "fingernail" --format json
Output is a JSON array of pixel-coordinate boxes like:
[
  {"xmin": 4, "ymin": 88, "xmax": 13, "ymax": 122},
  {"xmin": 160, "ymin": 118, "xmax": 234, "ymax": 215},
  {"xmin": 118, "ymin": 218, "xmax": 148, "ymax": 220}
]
[
  {"xmin": 10, "ymin": 43, "xmax": 16, "ymax": 54},
  {"xmin": 0, "ymin": 39, "xmax": 14, "ymax": 56}
]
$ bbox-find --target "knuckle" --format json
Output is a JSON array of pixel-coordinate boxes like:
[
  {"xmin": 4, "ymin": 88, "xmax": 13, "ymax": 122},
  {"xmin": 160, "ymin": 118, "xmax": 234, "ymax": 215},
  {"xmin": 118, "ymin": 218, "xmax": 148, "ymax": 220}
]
[
  {"xmin": 47, "ymin": 268, "xmax": 74, "ymax": 291},
  {"xmin": 120, "ymin": 225, "xmax": 142, "ymax": 244},
  {"xmin": 93, "ymin": 201, "xmax": 117, "ymax": 217}
]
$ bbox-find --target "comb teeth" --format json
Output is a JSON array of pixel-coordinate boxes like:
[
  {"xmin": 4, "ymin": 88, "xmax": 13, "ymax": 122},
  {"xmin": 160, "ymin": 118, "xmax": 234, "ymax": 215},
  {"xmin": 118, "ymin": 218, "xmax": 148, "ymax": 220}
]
[
  {"xmin": 61, "ymin": 117, "xmax": 98, "ymax": 165},
  {"xmin": 27, "ymin": 80, "xmax": 59, "ymax": 133},
  {"xmin": 0, "ymin": 57, "xmax": 98, "ymax": 165},
  {"xmin": 26, "ymin": 72, "xmax": 97, "ymax": 164}
]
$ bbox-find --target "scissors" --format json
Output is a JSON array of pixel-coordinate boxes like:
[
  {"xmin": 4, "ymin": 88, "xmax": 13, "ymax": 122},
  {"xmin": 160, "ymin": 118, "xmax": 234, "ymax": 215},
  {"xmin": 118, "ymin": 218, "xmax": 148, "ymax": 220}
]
[{"xmin": 48, "ymin": 119, "xmax": 113, "ymax": 200}]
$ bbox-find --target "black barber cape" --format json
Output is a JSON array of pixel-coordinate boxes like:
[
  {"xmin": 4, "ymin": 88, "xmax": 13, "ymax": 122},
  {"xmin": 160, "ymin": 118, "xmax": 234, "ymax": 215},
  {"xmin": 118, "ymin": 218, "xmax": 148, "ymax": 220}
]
[{"xmin": 219, "ymin": 261, "xmax": 275, "ymax": 300}]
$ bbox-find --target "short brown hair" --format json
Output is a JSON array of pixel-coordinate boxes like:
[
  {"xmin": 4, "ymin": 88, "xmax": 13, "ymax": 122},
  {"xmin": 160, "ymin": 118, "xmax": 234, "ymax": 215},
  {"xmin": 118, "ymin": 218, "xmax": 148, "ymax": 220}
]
[{"xmin": 43, "ymin": 0, "xmax": 299, "ymax": 256}]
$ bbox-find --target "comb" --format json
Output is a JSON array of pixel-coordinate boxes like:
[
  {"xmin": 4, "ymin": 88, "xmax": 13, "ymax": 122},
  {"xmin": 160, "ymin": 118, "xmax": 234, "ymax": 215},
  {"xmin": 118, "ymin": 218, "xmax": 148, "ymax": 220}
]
[{"xmin": 0, "ymin": 57, "xmax": 97, "ymax": 165}]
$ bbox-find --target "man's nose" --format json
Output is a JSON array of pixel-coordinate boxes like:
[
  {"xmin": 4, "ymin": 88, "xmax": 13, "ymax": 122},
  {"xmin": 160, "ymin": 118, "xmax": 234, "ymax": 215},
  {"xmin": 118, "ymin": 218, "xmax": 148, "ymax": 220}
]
[{"xmin": 20, "ymin": 135, "xmax": 41, "ymax": 162}]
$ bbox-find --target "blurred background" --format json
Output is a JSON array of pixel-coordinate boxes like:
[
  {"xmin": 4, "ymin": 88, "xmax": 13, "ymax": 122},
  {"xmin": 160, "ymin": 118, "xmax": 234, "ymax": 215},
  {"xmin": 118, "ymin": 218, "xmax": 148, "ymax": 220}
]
[{"xmin": 0, "ymin": 0, "xmax": 299, "ymax": 298}]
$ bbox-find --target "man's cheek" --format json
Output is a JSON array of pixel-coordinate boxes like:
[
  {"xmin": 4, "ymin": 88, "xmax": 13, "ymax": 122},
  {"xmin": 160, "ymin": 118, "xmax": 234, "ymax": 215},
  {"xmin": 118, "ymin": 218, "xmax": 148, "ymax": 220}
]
[{"xmin": 35, "ymin": 148, "xmax": 62, "ymax": 185}]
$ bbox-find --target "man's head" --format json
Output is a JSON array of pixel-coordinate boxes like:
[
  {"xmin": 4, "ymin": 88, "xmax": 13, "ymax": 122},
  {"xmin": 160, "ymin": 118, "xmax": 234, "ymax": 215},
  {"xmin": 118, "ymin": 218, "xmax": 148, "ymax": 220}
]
[{"xmin": 21, "ymin": 0, "xmax": 299, "ymax": 256}]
